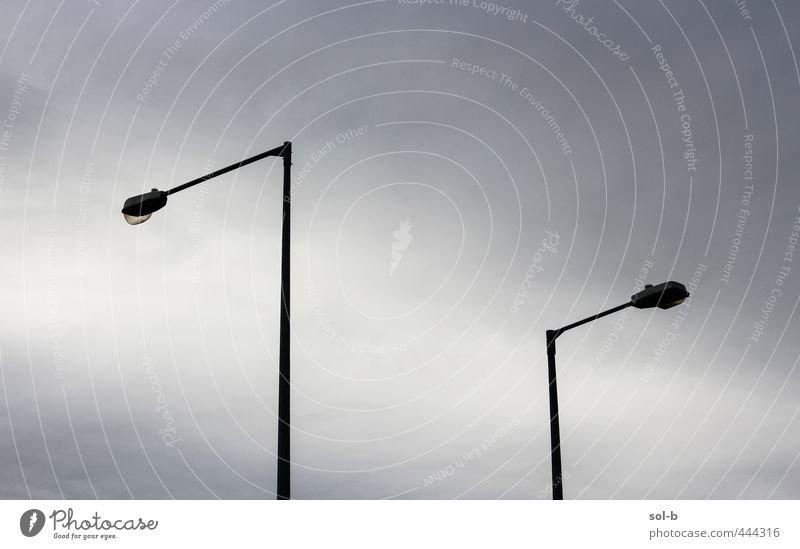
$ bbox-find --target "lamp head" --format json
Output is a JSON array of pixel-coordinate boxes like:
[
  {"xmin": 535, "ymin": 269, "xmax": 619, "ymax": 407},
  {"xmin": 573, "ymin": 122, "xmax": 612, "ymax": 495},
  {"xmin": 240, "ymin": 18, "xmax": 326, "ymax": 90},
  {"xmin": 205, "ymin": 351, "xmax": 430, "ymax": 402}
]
[
  {"xmin": 631, "ymin": 281, "xmax": 689, "ymax": 310},
  {"xmin": 122, "ymin": 189, "xmax": 167, "ymax": 225}
]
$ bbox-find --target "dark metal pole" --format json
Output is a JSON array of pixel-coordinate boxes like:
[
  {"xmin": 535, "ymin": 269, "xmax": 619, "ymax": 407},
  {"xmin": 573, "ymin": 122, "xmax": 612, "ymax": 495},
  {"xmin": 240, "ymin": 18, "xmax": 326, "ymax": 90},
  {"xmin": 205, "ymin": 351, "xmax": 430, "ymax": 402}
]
[
  {"xmin": 277, "ymin": 142, "xmax": 292, "ymax": 500},
  {"xmin": 543, "ymin": 301, "xmax": 632, "ymax": 500},
  {"xmin": 142, "ymin": 142, "xmax": 293, "ymax": 498},
  {"xmin": 546, "ymin": 330, "xmax": 563, "ymax": 500}
]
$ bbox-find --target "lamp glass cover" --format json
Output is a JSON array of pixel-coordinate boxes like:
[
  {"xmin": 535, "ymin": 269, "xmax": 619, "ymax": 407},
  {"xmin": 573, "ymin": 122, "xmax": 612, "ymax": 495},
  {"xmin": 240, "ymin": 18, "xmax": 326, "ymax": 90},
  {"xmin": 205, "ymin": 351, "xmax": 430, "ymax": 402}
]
[{"xmin": 123, "ymin": 212, "xmax": 152, "ymax": 225}]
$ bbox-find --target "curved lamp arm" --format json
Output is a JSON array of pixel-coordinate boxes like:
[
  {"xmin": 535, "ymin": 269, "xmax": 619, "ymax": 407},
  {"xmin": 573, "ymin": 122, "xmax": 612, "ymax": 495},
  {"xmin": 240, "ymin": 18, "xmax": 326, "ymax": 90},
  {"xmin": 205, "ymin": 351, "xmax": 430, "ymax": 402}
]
[
  {"xmin": 547, "ymin": 301, "xmax": 632, "ymax": 346},
  {"xmin": 544, "ymin": 280, "xmax": 688, "ymax": 500},
  {"xmin": 166, "ymin": 142, "xmax": 289, "ymax": 196},
  {"xmin": 121, "ymin": 142, "xmax": 291, "ymax": 224}
]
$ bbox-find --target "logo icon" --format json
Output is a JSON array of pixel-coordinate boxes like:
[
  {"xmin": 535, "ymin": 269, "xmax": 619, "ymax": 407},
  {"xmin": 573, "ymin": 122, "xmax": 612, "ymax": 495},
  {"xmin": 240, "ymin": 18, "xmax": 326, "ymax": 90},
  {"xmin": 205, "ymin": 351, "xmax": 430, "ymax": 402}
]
[
  {"xmin": 20, "ymin": 509, "xmax": 45, "ymax": 537},
  {"xmin": 390, "ymin": 218, "xmax": 413, "ymax": 275}
]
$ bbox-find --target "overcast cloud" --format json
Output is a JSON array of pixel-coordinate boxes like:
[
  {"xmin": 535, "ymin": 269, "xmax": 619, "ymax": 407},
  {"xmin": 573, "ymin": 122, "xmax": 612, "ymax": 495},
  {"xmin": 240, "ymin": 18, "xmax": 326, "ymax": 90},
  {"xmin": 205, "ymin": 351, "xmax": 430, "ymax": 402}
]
[{"xmin": 1, "ymin": 0, "xmax": 799, "ymax": 499}]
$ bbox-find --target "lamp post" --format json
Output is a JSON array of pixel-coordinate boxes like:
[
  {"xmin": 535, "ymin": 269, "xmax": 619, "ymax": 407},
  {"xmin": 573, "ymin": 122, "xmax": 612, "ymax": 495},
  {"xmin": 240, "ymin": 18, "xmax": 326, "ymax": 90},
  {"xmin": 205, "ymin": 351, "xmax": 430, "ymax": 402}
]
[
  {"xmin": 122, "ymin": 142, "xmax": 293, "ymax": 500},
  {"xmin": 545, "ymin": 281, "xmax": 689, "ymax": 500}
]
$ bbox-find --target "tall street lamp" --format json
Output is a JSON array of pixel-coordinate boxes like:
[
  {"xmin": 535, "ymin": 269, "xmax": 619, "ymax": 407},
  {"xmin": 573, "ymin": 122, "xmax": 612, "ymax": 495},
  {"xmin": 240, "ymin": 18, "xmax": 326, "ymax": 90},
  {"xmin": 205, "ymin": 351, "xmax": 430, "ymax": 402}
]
[
  {"xmin": 122, "ymin": 142, "xmax": 293, "ymax": 500},
  {"xmin": 545, "ymin": 281, "xmax": 689, "ymax": 500}
]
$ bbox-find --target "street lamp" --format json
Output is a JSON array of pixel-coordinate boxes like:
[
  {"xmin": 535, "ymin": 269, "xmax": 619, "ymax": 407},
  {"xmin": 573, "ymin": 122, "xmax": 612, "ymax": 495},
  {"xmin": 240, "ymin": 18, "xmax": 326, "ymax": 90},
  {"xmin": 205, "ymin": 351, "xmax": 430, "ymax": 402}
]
[
  {"xmin": 545, "ymin": 281, "xmax": 689, "ymax": 500},
  {"xmin": 122, "ymin": 142, "xmax": 294, "ymax": 500}
]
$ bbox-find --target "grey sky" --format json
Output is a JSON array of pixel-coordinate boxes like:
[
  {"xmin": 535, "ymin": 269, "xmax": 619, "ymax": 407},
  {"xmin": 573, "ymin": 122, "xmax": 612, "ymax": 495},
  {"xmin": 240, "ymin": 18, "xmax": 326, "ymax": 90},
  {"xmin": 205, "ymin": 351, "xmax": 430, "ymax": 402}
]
[{"xmin": 1, "ymin": 0, "xmax": 799, "ymax": 499}]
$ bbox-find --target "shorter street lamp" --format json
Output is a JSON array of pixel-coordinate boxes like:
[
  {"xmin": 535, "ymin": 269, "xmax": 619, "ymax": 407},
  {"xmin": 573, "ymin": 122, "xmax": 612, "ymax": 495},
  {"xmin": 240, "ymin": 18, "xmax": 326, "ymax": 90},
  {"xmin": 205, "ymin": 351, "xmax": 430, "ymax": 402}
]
[
  {"xmin": 545, "ymin": 281, "xmax": 689, "ymax": 500},
  {"xmin": 122, "ymin": 142, "xmax": 294, "ymax": 500}
]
